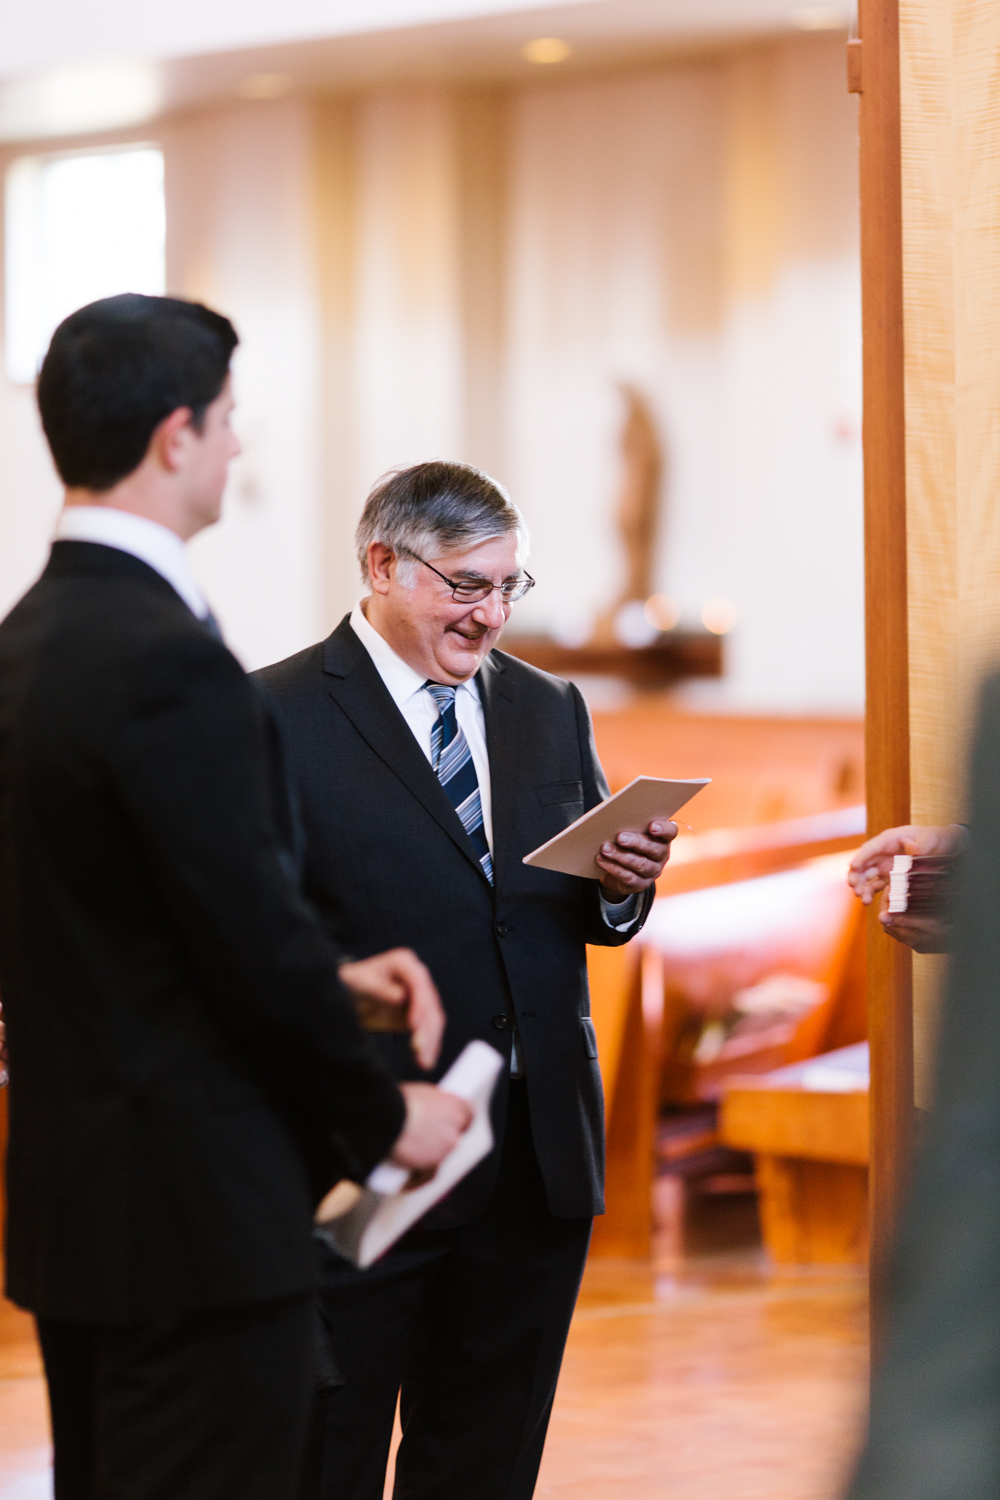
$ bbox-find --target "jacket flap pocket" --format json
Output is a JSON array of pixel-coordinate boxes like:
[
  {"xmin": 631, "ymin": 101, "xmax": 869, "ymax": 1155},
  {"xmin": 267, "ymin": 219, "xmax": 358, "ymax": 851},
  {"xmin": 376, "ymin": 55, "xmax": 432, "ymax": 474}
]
[
  {"xmin": 581, "ymin": 1017, "xmax": 599, "ymax": 1059},
  {"xmin": 536, "ymin": 780, "xmax": 584, "ymax": 807}
]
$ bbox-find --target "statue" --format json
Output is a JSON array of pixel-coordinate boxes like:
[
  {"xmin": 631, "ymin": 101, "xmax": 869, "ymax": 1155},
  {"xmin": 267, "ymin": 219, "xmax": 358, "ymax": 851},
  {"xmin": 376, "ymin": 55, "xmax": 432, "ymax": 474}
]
[{"xmin": 592, "ymin": 384, "xmax": 664, "ymax": 646}]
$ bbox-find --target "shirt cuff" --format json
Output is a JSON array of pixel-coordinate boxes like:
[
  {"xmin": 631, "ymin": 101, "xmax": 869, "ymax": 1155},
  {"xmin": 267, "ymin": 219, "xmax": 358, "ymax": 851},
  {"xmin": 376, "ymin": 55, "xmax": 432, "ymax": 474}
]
[{"xmin": 599, "ymin": 889, "xmax": 640, "ymax": 932}]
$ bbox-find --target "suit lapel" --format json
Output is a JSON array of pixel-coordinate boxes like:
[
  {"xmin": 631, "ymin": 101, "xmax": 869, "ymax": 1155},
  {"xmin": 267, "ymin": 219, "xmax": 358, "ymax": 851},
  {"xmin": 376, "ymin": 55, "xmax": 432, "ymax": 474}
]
[
  {"xmin": 478, "ymin": 651, "xmax": 520, "ymax": 890},
  {"xmin": 322, "ymin": 619, "xmax": 492, "ymax": 886}
]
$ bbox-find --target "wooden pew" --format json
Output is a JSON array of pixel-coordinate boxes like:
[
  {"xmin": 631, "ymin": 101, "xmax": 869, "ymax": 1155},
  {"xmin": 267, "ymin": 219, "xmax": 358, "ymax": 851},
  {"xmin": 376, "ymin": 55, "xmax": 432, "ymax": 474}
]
[
  {"xmin": 588, "ymin": 813, "xmax": 866, "ymax": 1259},
  {"xmin": 719, "ymin": 1045, "xmax": 869, "ymax": 1264},
  {"xmin": 591, "ymin": 704, "xmax": 864, "ymax": 829}
]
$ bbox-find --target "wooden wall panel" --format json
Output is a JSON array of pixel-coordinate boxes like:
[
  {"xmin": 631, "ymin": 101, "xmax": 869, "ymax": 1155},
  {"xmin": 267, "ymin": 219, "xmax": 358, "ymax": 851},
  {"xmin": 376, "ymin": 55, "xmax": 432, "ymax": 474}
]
[
  {"xmin": 900, "ymin": 0, "xmax": 1000, "ymax": 1102},
  {"xmin": 899, "ymin": 0, "xmax": 956, "ymax": 1107},
  {"xmin": 953, "ymin": 0, "xmax": 1000, "ymax": 725}
]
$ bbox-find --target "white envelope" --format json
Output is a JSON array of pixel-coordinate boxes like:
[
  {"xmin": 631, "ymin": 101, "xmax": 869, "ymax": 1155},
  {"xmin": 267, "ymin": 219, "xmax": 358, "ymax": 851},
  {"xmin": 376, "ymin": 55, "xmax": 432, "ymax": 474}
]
[
  {"xmin": 317, "ymin": 1040, "xmax": 505, "ymax": 1269},
  {"xmin": 522, "ymin": 775, "xmax": 711, "ymax": 880}
]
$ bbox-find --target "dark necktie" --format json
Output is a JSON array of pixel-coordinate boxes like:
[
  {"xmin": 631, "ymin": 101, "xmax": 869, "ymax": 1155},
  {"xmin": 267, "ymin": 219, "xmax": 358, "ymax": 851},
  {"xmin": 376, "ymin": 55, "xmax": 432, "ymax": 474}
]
[{"xmin": 424, "ymin": 681, "xmax": 493, "ymax": 884}]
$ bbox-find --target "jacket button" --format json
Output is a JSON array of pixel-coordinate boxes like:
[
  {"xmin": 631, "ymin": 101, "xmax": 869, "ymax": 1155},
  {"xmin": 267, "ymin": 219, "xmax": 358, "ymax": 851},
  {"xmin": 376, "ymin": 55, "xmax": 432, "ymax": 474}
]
[
  {"xmin": 491, "ymin": 1014, "xmax": 510, "ymax": 1031},
  {"xmin": 495, "ymin": 921, "xmax": 508, "ymax": 937}
]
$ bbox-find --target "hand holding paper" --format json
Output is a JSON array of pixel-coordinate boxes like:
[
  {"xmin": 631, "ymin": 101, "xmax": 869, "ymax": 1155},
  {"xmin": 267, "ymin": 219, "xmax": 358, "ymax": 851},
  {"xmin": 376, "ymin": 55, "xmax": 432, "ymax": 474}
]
[
  {"xmin": 595, "ymin": 819, "xmax": 678, "ymax": 900},
  {"xmin": 316, "ymin": 1041, "xmax": 505, "ymax": 1268},
  {"xmin": 522, "ymin": 776, "xmax": 710, "ymax": 881},
  {"xmin": 390, "ymin": 1082, "xmax": 473, "ymax": 1176}
]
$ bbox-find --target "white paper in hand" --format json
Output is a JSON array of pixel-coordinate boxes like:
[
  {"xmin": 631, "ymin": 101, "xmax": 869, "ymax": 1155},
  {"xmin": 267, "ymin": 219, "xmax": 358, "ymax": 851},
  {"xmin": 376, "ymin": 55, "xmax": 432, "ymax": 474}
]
[
  {"xmin": 317, "ymin": 1041, "xmax": 505, "ymax": 1268},
  {"xmin": 522, "ymin": 775, "xmax": 710, "ymax": 879}
]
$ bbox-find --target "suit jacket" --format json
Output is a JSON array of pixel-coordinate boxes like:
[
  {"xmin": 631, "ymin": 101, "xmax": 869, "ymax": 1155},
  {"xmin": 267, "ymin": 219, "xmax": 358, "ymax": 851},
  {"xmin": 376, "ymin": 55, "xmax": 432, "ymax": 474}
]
[
  {"xmin": 849, "ymin": 673, "xmax": 1000, "ymax": 1500},
  {"xmin": 255, "ymin": 616, "xmax": 653, "ymax": 1221},
  {"xmin": 0, "ymin": 544, "xmax": 405, "ymax": 1324}
]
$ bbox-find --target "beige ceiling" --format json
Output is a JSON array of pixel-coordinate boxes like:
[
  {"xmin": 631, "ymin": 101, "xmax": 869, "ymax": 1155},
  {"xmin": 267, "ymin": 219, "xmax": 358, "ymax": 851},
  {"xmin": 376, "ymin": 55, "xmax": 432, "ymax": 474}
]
[{"xmin": 0, "ymin": 0, "xmax": 853, "ymax": 143}]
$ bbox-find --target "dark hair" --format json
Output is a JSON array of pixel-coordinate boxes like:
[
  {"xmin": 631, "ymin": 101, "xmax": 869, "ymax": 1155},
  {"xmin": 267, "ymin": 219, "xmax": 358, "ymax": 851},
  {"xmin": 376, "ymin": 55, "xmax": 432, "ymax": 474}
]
[
  {"xmin": 355, "ymin": 461, "xmax": 528, "ymax": 583},
  {"xmin": 37, "ymin": 293, "xmax": 239, "ymax": 491}
]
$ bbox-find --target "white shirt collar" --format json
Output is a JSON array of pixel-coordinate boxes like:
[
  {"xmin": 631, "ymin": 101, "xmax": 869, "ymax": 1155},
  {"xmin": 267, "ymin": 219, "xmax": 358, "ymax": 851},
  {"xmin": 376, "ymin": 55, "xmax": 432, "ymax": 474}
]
[
  {"xmin": 349, "ymin": 599, "xmax": 481, "ymax": 708},
  {"xmin": 53, "ymin": 506, "xmax": 209, "ymax": 620}
]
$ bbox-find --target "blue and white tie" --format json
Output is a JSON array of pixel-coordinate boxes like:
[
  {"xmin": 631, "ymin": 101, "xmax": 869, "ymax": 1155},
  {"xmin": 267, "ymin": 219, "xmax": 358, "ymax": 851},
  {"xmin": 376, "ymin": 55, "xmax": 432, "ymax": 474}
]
[{"xmin": 424, "ymin": 682, "xmax": 493, "ymax": 885}]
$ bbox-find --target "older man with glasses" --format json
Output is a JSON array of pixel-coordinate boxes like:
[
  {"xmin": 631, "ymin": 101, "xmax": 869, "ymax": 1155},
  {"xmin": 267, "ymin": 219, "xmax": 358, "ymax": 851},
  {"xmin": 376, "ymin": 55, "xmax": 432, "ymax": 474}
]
[{"xmin": 255, "ymin": 461, "xmax": 676, "ymax": 1500}]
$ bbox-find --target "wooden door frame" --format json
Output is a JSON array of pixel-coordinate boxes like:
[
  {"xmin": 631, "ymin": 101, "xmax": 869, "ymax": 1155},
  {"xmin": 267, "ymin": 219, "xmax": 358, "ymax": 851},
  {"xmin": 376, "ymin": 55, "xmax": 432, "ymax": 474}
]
[{"xmin": 855, "ymin": 0, "xmax": 914, "ymax": 1350}]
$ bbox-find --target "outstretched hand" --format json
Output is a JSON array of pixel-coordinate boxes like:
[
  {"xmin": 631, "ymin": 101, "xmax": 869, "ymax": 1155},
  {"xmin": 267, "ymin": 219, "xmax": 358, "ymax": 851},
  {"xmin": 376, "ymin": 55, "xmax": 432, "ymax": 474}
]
[
  {"xmin": 847, "ymin": 824, "xmax": 964, "ymax": 904},
  {"xmin": 847, "ymin": 823, "xmax": 964, "ymax": 955},
  {"xmin": 338, "ymin": 948, "xmax": 445, "ymax": 1071},
  {"xmin": 596, "ymin": 819, "xmax": 678, "ymax": 902}
]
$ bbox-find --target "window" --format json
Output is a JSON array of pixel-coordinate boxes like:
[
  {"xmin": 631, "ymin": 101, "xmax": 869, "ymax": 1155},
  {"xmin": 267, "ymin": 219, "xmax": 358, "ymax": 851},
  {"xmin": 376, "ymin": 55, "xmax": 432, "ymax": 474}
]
[{"xmin": 5, "ymin": 145, "xmax": 165, "ymax": 384}]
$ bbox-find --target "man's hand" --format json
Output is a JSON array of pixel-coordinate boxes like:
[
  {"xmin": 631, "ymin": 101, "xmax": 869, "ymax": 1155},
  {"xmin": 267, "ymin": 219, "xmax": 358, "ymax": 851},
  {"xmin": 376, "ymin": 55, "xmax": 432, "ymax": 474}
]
[
  {"xmin": 847, "ymin": 824, "xmax": 963, "ymax": 905},
  {"xmin": 847, "ymin": 823, "xmax": 964, "ymax": 955},
  {"xmin": 596, "ymin": 820, "xmax": 678, "ymax": 902},
  {"xmin": 389, "ymin": 1082, "xmax": 473, "ymax": 1174},
  {"xmin": 338, "ymin": 949, "xmax": 445, "ymax": 1071},
  {"xmin": 875, "ymin": 894, "xmax": 953, "ymax": 954}
]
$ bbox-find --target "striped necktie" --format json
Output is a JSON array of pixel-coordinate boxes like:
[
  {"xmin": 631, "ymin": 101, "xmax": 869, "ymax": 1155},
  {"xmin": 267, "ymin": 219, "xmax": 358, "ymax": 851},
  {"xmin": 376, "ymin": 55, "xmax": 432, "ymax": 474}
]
[{"xmin": 424, "ymin": 681, "xmax": 493, "ymax": 885}]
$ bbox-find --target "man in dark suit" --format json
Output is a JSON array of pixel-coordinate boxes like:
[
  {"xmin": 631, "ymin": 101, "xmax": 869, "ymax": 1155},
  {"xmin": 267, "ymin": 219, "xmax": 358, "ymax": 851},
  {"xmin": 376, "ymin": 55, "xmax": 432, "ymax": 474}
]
[
  {"xmin": 0, "ymin": 296, "xmax": 470, "ymax": 1500},
  {"xmin": 257, "ymin": 461, "xmax": 677, "ymax": 1500}
]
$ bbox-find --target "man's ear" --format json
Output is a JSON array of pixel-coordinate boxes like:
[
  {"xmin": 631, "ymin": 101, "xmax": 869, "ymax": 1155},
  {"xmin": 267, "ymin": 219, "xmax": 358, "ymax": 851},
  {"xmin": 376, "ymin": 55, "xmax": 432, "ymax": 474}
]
[
  {"xmin": 367, "ymin": 542, "xmax": 395, "ymax": 596},
  {"xmin": 148, "ymin": 407, "xmax": 195, "ymax": 474}
]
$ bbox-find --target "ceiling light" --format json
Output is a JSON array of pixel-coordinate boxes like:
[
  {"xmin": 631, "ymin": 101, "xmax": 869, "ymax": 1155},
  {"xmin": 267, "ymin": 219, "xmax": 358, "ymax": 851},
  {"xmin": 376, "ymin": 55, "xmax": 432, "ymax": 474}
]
[
  {"xmin": 523, "ymin": 38, "xmax": 571, "ymax": 66},
  {"xmin": 236, "ymin": 73, "xmax": 292, "ymax": 101},
  {"xmin": 789, "ymin": 7, "xmax": 848, "ymax": 29}
]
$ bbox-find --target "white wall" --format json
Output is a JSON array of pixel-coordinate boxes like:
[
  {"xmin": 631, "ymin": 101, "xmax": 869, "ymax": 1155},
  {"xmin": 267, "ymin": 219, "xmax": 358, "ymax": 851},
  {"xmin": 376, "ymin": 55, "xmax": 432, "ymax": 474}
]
[
  {"xmin": 0, "ymin": 377, "xmax": 61, "ymax": 620},
  {"xmin": 0, "ymin": 35, "xmax": 864, "ymax": 705},
  {"xmin": 503, "ymin": 37, "xmax": 863, "ymax": 710},
  {"xmin": 351, "ymin": 94, "xmax": 466, "ymax": 489},
  {"xmin": 0, "ymin": 102, "xmax": 329, "ymax": 671},
  {"xmin": 163, "ymin": 100, "xmax": 327, "ymax": 669}
]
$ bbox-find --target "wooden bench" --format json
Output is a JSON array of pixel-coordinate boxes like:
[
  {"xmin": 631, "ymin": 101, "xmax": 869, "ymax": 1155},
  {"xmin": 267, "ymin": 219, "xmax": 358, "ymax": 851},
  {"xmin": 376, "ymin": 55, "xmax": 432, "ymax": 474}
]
[
  {"xmin": 719, "ymin": 1044, "xmax": 869, "ymax": 1264},
  {"xmin": 587, "ymin": 813, "xmax": 866, "ymax": 1259}
]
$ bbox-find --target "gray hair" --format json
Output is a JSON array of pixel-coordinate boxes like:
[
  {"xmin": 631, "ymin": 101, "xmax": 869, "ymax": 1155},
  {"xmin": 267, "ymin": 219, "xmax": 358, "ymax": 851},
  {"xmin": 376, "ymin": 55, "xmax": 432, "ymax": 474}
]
[{"xmin": 355, "ymin": 460, "xmax": 529, "ymax": 586}]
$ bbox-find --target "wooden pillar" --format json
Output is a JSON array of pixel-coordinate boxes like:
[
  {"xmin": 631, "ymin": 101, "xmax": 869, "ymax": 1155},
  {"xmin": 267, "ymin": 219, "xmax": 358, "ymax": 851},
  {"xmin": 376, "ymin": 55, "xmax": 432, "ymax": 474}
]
[
  {"xmin": 859, "ymin": 0, "xmax": 1000, "ymax": 1355},
  {"xmin": 854, "ymin": 0, "xmax": 913, "ymax": 1350}
]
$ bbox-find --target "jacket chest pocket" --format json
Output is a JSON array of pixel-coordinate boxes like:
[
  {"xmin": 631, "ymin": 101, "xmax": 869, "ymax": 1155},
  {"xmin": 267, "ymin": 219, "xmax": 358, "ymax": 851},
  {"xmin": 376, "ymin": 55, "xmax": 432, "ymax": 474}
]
[{"xmin": 535, "ymin": 780, "xmax": 584, "ymax": 810}]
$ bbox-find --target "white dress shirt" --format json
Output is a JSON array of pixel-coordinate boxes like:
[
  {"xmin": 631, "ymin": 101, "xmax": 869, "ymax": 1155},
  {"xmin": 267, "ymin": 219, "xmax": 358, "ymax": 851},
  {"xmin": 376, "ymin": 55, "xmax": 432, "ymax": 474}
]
[
  {"xmin": 54, "ymin": 507, "xmax": 210, "ymax": 621},
  {"xmin": 348, "ymin": 600, "xmax": 638, "ymax": 930},
  {"xmin": 350, "ymin": 600, "xmax": 494, "ymax": 852}
]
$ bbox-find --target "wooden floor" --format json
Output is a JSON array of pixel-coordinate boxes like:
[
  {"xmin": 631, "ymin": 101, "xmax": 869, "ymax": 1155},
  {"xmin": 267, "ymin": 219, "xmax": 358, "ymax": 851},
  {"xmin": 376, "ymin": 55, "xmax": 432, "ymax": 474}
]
[
  {"xmin": 535, "ymin": 1253, "xmax": 867, "ymax": 1499},
  {"xmin": 0, "ymin": 1252, "xmax": 867, "ymax": 1500},
  {"xmin": 0, "ymin": 1295, "xmax": 48, "ymax": 1500}
]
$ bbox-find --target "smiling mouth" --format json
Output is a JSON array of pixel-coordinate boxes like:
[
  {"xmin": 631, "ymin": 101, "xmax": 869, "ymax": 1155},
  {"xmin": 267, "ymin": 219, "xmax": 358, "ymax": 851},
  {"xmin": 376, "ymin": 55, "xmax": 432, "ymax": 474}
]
[{"xmin": 449, "ymin": 624, "xmax": 495, "ymax": 644}]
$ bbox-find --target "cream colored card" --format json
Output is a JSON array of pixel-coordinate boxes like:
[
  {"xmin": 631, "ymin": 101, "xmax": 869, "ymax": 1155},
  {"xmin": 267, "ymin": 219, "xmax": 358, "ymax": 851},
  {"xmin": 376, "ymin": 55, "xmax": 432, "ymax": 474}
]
[{"xmin": 522, "ymin": 776, "xmax": 711, "ymax": 880}]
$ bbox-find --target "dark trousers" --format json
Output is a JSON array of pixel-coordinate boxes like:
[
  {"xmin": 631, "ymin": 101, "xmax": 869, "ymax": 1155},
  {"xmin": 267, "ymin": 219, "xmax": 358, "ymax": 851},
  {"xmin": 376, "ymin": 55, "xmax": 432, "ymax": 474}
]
[
  {"xmin": 37, "ymin": 1292, "xmax": 316, "ymax": 1500},
  {"xmin": 301, "ymin": 1080, "xmax": 592, "ymax": 1500}
]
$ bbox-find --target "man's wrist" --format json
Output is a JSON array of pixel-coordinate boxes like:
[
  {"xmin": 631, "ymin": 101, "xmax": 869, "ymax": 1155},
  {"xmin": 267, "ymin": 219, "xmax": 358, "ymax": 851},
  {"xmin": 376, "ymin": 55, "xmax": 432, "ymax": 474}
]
[{"xmin": 599, "ymin": 887, "xmax": 640, "ymax": 930}]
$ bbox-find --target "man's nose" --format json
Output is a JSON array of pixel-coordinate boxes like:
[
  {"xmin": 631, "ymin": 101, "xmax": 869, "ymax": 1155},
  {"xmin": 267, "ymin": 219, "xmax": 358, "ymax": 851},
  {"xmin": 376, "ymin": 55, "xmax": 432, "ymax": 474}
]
[{"xmin": 473, "ymin": 590, "xmax": 507, "ymax": 629}]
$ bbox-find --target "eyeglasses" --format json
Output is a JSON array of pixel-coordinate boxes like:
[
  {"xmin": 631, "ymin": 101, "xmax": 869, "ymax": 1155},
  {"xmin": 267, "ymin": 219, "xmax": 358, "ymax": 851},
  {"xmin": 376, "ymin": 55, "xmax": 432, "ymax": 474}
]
[{"xmin": 405, "ymin": 553, "xmax": 536, "ymax": 604}]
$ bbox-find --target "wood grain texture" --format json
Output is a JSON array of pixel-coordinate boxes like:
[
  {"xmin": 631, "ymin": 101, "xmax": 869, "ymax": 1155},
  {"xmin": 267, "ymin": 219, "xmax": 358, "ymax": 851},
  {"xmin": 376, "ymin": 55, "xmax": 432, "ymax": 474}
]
[
  {"xmin": 857, "ymin": 0, "xmax": 914, "ymax": 1336},
  {"xmin": 721, "ymin": 1088, "xmax": 869, "ymax": 1167},
  {"xmin": 899, "ymin": 0, "xmax": 959, "ymax": 1110},
  {"xmin": 755, "ymin": 1156, "xmax": 869, "ymax": 1265},
  {"xmin": 589, "ymin": 948, "xmax": 664, "ymax": 1258},
  {"xmin": 899, "ymin": 0, "xmax": 1000, "ymax": 1099}
]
